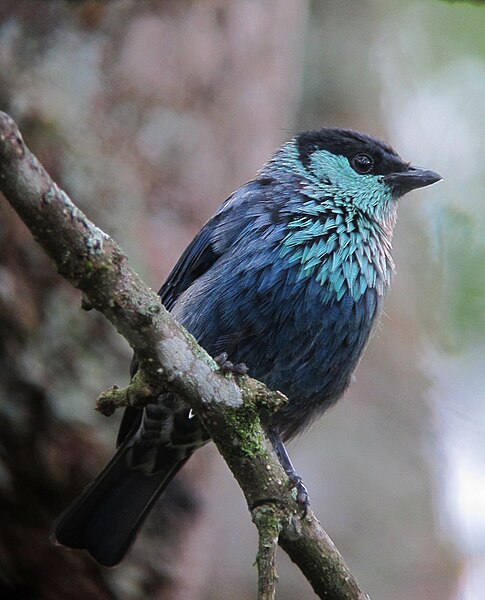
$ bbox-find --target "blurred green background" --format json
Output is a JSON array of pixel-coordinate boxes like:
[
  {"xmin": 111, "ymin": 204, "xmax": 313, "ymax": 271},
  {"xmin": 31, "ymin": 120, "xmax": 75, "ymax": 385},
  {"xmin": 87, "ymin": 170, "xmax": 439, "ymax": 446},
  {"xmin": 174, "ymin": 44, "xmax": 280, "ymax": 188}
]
[{"xmin": 0, "ymin": 1, "xmax": 484, "ymax": 599}]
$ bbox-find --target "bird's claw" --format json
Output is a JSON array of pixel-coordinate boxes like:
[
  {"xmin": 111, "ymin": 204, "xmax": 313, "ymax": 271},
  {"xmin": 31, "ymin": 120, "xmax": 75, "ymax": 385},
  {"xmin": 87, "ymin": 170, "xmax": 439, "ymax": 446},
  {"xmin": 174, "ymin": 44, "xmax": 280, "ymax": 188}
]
[
  {"xmin": 214, "ymin": 352, "xmax": 248, "ymax": 376},
  {"xmin": 289, "ymin": 473, "xmax": 310, "ymax": 516}
]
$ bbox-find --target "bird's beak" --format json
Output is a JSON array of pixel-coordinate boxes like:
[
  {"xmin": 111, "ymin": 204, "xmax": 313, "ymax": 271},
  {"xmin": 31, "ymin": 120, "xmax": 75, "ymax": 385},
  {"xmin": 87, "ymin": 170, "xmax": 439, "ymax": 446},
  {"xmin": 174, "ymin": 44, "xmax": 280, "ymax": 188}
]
[{"xmin": 383, "ymin": 165, "xmax": 442, "ymax": 196}]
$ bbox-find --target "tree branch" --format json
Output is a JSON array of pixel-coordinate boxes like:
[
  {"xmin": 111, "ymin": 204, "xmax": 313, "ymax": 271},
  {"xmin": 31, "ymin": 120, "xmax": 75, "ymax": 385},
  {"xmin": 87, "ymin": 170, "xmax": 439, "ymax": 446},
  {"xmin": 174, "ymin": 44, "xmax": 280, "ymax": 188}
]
[{"xmin": 0, "ymin": 111, "xmax": 369, "ymax": 600}]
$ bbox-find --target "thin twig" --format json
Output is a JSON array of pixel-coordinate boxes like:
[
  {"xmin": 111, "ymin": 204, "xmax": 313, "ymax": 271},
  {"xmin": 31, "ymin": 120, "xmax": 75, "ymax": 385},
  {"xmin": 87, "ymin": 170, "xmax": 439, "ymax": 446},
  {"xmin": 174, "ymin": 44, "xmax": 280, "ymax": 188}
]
[{"xmin": 253, "ymin": 505, "xmax": 282, "ymax": 600}]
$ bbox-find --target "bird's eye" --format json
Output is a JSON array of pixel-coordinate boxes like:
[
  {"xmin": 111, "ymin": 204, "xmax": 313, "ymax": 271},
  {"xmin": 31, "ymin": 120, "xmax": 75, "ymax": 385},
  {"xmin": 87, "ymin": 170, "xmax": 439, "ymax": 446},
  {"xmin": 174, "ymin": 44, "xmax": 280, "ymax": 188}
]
[{"xmin": 352, "ymin": 153, "xmax": 374, "ymax": 174}]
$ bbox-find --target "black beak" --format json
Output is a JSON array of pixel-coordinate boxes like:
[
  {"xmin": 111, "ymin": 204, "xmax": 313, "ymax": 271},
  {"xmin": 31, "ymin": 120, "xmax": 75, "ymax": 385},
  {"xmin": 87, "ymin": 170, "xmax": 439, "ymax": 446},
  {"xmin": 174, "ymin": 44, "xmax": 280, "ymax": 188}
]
[{"xmin": 383, "ymin": 165, "xmax": 442, "ymax": 196}]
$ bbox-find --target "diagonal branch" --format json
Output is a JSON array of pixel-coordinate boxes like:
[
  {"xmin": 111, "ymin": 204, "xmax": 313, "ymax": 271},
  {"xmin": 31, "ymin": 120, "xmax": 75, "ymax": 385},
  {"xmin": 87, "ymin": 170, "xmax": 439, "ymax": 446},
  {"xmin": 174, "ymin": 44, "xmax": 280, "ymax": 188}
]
[{"xmin": 0, "ymin": 111, "xmax": 369, "ymax": 600}]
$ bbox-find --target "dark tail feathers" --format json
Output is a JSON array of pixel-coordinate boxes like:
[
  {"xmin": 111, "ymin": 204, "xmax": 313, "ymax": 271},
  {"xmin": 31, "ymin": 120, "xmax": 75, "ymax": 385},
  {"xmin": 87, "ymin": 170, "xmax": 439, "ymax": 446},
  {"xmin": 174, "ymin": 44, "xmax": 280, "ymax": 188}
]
[{"xmin": 52, "ymin": 445, "xmax": 187, "ymax": 567}]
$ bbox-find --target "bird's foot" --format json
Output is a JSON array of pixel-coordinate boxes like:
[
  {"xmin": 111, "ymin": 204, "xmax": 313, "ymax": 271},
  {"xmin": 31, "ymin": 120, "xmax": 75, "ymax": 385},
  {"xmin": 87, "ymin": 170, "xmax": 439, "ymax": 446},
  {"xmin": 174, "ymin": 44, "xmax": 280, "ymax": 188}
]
[
  {"xmin": 268, "ymin": 427, "xmax": 310, "ymax": 517},
  {"xmin": 214, "ymin": 352, "xmax": 248, "ymax": 376},
  {"xmin": 288, "ymin": 473, "xmax": 310, "ymax": 516}
]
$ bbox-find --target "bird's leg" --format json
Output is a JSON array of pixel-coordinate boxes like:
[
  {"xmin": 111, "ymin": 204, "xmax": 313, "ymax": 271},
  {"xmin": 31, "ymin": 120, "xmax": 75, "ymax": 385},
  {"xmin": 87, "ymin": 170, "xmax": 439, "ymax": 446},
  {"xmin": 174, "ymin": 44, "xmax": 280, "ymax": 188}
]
[
  {"xmin": 214, "ymin": 352, "xmax": 248, "ymax": 376},
  {"xmin": 268, "ymin": 427, "xmax": 309, "ymax": 515}
]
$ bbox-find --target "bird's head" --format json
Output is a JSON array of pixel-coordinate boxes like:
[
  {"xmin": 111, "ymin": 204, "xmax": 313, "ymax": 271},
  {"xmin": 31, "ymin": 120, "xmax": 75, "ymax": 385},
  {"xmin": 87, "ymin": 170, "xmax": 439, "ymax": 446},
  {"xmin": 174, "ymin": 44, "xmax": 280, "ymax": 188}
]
[
  {"xmin": 264, "ymin": 129, "xmax": 441, "ymax": 300},
  {"xmin": 274, "ymin": 128, "xmax": 441, "ymax": 225}
]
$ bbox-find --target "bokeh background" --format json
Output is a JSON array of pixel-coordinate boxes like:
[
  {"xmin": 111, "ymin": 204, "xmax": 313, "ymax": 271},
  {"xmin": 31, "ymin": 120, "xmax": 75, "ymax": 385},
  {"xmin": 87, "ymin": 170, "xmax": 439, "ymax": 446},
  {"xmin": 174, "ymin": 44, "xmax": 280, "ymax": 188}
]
[{"xmin": 0, "ymin": 1, "xmax": 484, "ymax": 599}]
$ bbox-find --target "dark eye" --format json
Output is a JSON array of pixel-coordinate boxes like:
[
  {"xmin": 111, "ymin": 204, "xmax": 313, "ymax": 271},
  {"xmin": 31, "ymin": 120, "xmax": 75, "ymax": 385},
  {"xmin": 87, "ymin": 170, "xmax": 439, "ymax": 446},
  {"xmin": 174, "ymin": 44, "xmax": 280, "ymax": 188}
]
[{"xmin": 352, "ymin": 153, "xmax": 374, "ymax": 174}]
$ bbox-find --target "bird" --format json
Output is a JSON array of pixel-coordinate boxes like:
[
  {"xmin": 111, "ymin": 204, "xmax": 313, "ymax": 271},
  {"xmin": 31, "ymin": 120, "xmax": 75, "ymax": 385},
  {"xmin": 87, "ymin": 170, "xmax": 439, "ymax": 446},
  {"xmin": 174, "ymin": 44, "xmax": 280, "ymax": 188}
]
[{"xmin": 52, "ymin": 128, "xmax": 441, "ymax": 566}]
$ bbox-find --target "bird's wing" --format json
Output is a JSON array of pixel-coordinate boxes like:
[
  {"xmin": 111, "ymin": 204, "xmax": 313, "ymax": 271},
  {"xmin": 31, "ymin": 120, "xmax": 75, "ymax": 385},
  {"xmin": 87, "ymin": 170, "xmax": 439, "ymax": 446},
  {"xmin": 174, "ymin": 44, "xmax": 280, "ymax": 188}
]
[
  {"xmin": 158, "ymin": 215, "xmax": 223, "ymax": 311},
  {"xmin": 118, "ymin": 180, "xmax": 268, "ymax": 446},
  {"xmin": 158, "ymin": 179, "xmax": 266, "ymax": 310}
]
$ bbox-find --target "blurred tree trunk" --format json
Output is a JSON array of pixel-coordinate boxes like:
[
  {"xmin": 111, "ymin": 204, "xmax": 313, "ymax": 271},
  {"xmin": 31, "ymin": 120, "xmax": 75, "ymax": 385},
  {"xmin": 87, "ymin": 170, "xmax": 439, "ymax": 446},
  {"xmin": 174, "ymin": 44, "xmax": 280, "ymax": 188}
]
[{"xmin": 0, "ymin": 1, "xmax": 306, "ymax": 598}]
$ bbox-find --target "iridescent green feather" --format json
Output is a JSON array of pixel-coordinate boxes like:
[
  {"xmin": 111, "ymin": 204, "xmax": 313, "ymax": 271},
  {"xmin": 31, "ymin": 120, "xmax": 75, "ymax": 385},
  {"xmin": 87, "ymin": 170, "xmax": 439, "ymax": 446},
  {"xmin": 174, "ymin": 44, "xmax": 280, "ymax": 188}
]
[{"xmin": 277, "ymin": 144, "xmax": 397, "ymax": 301}]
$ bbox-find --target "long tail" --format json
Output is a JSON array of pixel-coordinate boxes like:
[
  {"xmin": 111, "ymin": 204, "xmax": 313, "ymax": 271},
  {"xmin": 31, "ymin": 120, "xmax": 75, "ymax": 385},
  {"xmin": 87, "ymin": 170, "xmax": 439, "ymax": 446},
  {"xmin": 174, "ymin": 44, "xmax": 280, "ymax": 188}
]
[{"xmin": 52, "ymin": 444, "xmax": 188, "ymax": 567}]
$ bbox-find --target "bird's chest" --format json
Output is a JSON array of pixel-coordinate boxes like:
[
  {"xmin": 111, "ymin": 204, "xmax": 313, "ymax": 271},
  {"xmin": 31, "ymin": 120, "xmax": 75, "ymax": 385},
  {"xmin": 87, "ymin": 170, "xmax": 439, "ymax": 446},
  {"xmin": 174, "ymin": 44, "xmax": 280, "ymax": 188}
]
[
  {"xmin": 173, "ymin": 219, "xmax": 390, "ymax": 403},
  {"xmin": 244, "ymin": 267, "xmax": 382, "ymax": 395}
]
